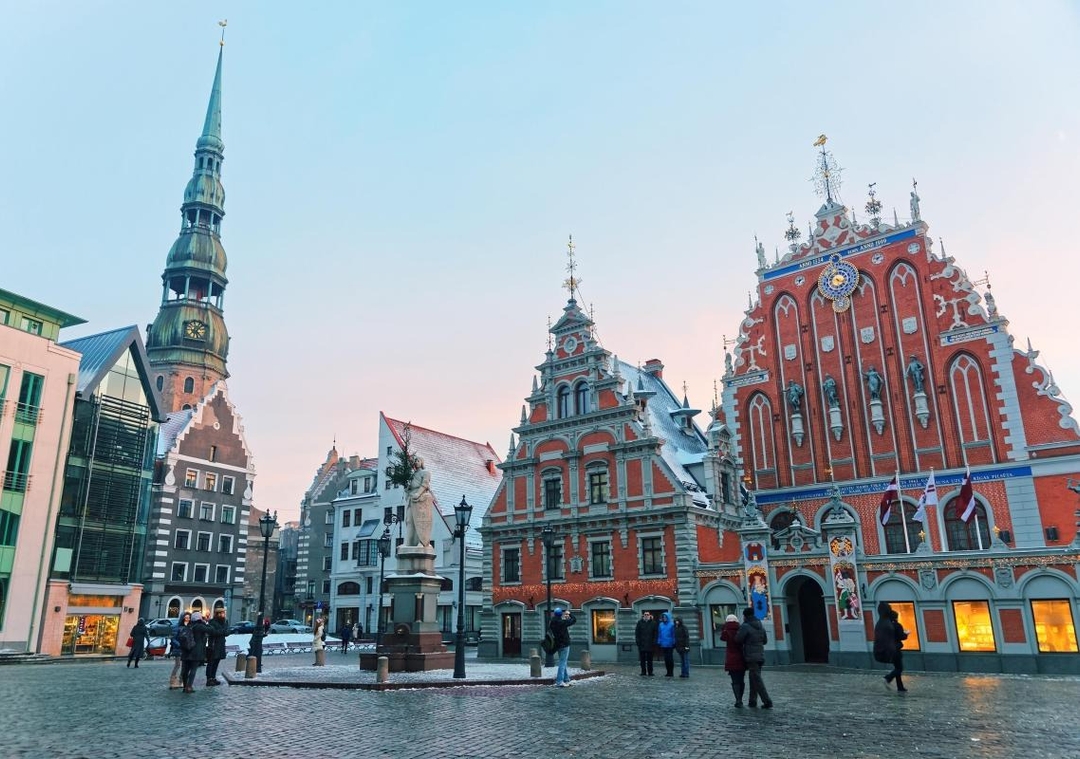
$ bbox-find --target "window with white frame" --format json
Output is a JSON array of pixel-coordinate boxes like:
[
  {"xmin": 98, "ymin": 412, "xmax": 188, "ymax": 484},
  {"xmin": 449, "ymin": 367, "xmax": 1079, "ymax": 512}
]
[
  {"xmin": 221, "ymin": 476, "xmax": 235, "ymax": 496},
  {"xmin": 174, "ymin": 530, "xmax": 191, "ymax": 550},
  {"xmin": 324, "ymin": 534, "xmax": 333, "ymax": 548},
  {"xmin": 306, "ymin": 581, "xmax": 316, "ymax": 596},
  {"xmin": 199, "ymin": 502, "xmax": 215, "ymax": 521},
  {"xmin": 218, "ymin": 534, "xmax": 233, "ymax": 554},
  {"xmin": 502, "ymin": 547, "xmax": 520, "ymax": 583},
  {"xmin": 170, "ymin": 562, "xmax": 187, "ymax": 581},
  {"xmin": 340, "ymin": 542, "xmax": 349, "ymax": 561},
  {"xmin": 204, "ymin": 472, "xmax": 218, "ymax": 492},
  {"xmin": 196, "ymin": 532, "xmax": 212, "ymax": 551},
  {"xmin": 541, "ymin": 470, "xmax": 562, "ymax": 510},
  {"xmin": 587, "ymin": 465, "xmax": 609, "ymax": 505},
  {"xmin": 177, "ymin": 499, "xmax": 193, "ymax": 519},
  {"xmin": 193, "ymin": 564, "xmax": 209, "ymax": 583},
  {"xmin": 350, "ymin": 479, "xmax": 359, "ymax": 495},
  {"xmin": 185, "ymin": 469, "xmax": 199, "ymax": 488},
  {"xmin": 220, "ymin": 505, "xmax": 235, "ymax": 525},
  {"xmin": 590, "ymin": 540, "xmax": 612, "ymax": 578},
  {"xmin": 342, "ymin": 510, "xmax": 351, "ymax": 528},
  {"xmin": 215, "ymin": 565, "xmax": 230, "ymax": 584},
  {"xmin": 364, "ymin": 476, "xmax": 375, "ymax": 493}
]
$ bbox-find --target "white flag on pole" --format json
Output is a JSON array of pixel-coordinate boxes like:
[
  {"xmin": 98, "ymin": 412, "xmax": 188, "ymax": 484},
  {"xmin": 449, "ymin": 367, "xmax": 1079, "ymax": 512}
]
[{"xmin": 913, "ymin": 470, "xmax": 938, "ymax": 522}]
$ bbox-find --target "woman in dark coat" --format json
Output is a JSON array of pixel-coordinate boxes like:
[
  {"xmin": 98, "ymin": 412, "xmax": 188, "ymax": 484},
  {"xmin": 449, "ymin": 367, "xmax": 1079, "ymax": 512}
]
[
  {"xmin": 180, "ymin": 612, "xmax": 210, "ymax": 693},
  {"xmin": 719, "ymin": 613, "xmax": 746, "ymax": 707},
  {"xmin": 126, "ymin": 618, "xmax": 148, "ymax": 668},
  {"xmin": 735, "ymin": 607, "xmax": 772, "ymax": 708},
  {"xmin": 674, "ymin": 618, "xmax": 691, "ymax": 678},
  {"xmin": 875, "ymin": 601, "xmax": 909, "ymax": 692},
  {"xmin": 249, "ymin": 617, "xmax": 269, "ymax": 673}
]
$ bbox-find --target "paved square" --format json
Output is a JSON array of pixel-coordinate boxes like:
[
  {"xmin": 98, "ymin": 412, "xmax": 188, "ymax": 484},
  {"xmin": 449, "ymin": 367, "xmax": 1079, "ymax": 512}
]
[{"xmin": 3, "ymin": 653, "xmax": 1079, "ymax": 758}]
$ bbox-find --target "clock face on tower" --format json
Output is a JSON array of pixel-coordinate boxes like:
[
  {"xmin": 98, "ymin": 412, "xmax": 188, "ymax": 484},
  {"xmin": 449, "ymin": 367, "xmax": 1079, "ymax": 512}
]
[{"xmin": 184, "ymin": 320, "xmax": 208, "ymax": 341}]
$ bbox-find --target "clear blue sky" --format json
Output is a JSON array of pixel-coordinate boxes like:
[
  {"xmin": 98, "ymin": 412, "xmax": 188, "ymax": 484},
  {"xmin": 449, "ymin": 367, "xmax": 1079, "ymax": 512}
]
[{"xmin": 3, "ymin": 2, "xmax": 1079, "ymax": 520}]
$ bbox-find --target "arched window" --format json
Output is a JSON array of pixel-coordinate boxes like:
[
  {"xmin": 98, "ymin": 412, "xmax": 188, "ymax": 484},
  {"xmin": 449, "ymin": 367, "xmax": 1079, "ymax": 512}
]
[
  {"xmin": 944, "ymin": 499, "xmax": 991, "ymax": 551},
  {"xmin": 882, "ymin": 501, "xmax": 921, "ymax": 554},
  {"xmin": 769, "ymin": 510, "xmax": 795, "ymax": 550},
  {"xmin": 190, "ymin": 598, "xmax": 204, "ymax": 613},
  {"xmin": 183, "ymin": 376, "xmax": 195, "ymax": 394},
  {"xmin": 156, "ymin": 375, "xmax": 164, "ymax": 391},
  {"xmin": 556, "ymin": 386, "xmax": 571, "ymax": 419},
  {"xmin": 337, "ymin": 582, "xmax": 361, "ymax": 596},
  {"xmin": 213, "ymin": 598, "xmax": 226, "ymax": 612},
  {"xmin": 167, "ymin": 597, "xmax": 182, "ymax": 618},
  {"xmin": 574, "ymin": 382, "xmax": 590, "ymax": 414},
  {"xmin": 465, "ymin": 576, "xmax": 483, "ymax": 591}
]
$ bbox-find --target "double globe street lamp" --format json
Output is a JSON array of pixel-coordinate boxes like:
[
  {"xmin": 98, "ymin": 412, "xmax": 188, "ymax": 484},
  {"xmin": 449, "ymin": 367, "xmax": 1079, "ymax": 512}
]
[{"xmin": 452, "ymin": 496, "xmax": 473, "ymax": 679}]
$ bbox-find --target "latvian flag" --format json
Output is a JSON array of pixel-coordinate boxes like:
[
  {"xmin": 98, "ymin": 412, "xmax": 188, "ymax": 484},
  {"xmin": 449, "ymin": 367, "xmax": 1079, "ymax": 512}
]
[
  {"xmin": 959, "ymin": 467, "xmax": 977, "ymax": 522},
  {"xmin": 878, "ymin": 473, "xmax": 899, "ymax": 525}
]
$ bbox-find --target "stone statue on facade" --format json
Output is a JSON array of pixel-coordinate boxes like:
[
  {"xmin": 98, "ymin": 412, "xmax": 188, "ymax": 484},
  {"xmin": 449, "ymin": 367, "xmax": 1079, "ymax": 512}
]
[
  {"xmin": 756, "ymin": 238, "xmax": 767, "ymax": 269},
  {"xmin": 786, "ymin": 380, "xmax": 804, "ymax": 412},
  {"xmin": 863, "ymin": 366, "xmax": 883, "ymax": 401},
  {"xmin": 910, "ymin": 188, "xmax": 921, "ymax": 222},
  {"xmin": 906, "ymin": 355, "xmax": 926, "ymax": 394},
  {"xmin": 823, "ymin": 375, "xmax": 839, "ymax": 407},
  {"xmin": 404, "ymin": 457, "xmax": 435, "ymax": 548}
]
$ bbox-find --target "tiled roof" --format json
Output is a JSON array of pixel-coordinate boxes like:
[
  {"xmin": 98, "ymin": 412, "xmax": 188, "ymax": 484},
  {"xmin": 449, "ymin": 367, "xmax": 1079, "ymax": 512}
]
[
  {"xmin": 60, "ymin": 325, "xmax": 166, "ymax": 422},
  {"xmin": 384, "ymin": 416, "xmax": 502, "ymax": 548},
  {"xmin": 617, "ymin": 361, "xmax": 710, "ymax": 504},
  {"xmin": 156, "ymin": 408, "xmax": 194, "ymax": 456}
]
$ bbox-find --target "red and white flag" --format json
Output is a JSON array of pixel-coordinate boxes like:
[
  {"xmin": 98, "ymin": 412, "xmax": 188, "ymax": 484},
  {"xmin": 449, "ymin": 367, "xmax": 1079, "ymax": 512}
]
[
  {"xmin": 914, "ymin": 470, "xmax": 938, "ymax": 523},
  {"xmin": 878, "ymin": 473, "xmax": 899, "ymax": 525},
  {"xmin": 959, "ymin": 467, "xmax": 977, "ymax": 522}
]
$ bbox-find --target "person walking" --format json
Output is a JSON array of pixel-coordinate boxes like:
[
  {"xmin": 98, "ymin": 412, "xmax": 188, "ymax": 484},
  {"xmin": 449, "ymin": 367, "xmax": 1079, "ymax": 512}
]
[
  {"xmin": 634, "ymin": 611, "xmax": 657, "ymax": 676},
  {"xmin": 179, "ymin": 611, "xmax": 210, "ymax": 693},
  {"xmin": 204, "ymin": 607, "xmax": 228, "ymax": 686},
  {"xmin": 549, "ymin": 608, "xmax": 576, "ymax": 687},
  {"xmin": 339, "ymin": 622, "xmax": 352, "ymax": 654},
  {"xmin": 167, "ymin": 613, "xmax": 188, "ymax": 689},
  {"xmin": 875, "ymin": 601, "xmax": 909, "ymax": 692},
  {"xmin": 656, "ymin": 612, "xmax": 676, "ymax": 677},
  {"xmin": 126, "ymin": 618, "xmax": 148, "ymax": 668},
  {"xmin": 312, "ymin": 617, "xmax": 326, "ymax": 666},
  {"xmin": 674, "ymin": 617, "xmax": 691, "ymax": 678},
  {"xmin": 735, "ymin": 607, "xmax": 772, "ymax": 708},
  {"xmin": 249, "ymin": 617, "xmax": 269, "ymax": 673},
  {"xmin": 720, "ymin": 613, "xmax": 746, "ymax": 707}
]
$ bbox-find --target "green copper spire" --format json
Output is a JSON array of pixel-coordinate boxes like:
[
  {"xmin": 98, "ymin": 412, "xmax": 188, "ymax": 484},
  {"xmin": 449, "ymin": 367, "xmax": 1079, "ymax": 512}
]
[
  {"xmin": 146, "ymin": 40, "xmax": 232, "ymax": 412},
  {"xmin": 198, "ymin": 45, "xmax": 223, "ymax": 152}
]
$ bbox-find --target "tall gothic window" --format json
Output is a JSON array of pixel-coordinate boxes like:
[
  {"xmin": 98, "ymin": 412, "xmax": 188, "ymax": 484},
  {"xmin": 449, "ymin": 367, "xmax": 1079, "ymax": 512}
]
[
  {"xmin": 944, "ymin": 498, "xmax": 991, "ymax": 551},
  {"xmin": 183, "ymin": 376, "xmax": 195, "ymax": 394},
  {"xmin": 556, "ymin": 386, "xmax": 570, "ymax": 419},
  {"xmin": 574, "ymin": 381, "xmax": 590, "ymax": 414},
  {"xmin": 882, "ymin": 501, "xmax": 921, "ymax": 554}
]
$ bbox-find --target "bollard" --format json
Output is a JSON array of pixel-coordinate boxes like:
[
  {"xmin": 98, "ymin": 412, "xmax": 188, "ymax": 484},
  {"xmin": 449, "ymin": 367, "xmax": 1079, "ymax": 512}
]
[
  {"xmin": 235, "ymin": 653, "xmax": 247, "ymax": 672},
  {"xmin": 529, "ymin": 647, "xmax": 542, "ymax": 678},
  {"xmin": 244, "ymin": 655, "xmax": 258, "ymax": 679},
  {"xmin": 580, "ymin": 650, "xmax": 592, "ymax": 671},
  {"xmin": 315, "ymin": 649, "xmax": 326, "ymax": 667},
  {"xmin": 376, "ymin": 655, "xmax": 389, "ymax": 684}
]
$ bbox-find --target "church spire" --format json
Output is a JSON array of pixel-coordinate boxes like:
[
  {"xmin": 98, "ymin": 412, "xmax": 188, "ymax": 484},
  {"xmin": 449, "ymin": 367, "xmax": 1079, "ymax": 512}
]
[{"xmin": 146, "ymin": 36, "xmax": 232, "ymax": 413}]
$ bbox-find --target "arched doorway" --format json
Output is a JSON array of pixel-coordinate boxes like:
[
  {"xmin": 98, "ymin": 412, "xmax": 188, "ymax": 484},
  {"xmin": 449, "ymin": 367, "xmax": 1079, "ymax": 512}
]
[{"xmin": 785, "ymin": 576, "xmax": 830, "ymax": 664}]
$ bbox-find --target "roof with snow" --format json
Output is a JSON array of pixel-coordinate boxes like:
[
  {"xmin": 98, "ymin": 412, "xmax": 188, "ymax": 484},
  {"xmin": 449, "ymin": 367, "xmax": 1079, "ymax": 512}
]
[{"xmin": 384, "ymin": 416, "xmax": 502, "ymax": 548}]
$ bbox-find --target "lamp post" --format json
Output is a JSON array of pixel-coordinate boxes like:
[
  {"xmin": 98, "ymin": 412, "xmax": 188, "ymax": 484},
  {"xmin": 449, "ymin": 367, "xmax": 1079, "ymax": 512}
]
[
  {"xmin": 452, "ymin": 496, "xmax": 473, "ymax": 679},
  {"xmin": 540, "ymin": 525, "xmax": 556, "ymax": 667},
  {"xmin": 257, "ymin": 510, "xmax": 278, "ymax": 625},
  {"xmin": 375, "ymin": 528, "xmax": 392, "ymax": 652}
]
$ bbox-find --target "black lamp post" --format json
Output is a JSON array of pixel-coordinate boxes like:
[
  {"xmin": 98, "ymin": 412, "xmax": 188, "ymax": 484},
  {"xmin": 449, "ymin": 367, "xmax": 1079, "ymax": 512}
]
[
  {"xmin": 375, "ymin": 528, "xmax": 392, "ymax": 652},
  {"xmin": 541, "ymin": 525, "xmax": 556, "ymax": 667},
  {"xmin": 452, "ymin": 495, "xmax": 473, "ymax": 679},
  {"xmin": 257, "ymin": 510, "xmax": 278, "ymax": 624}
]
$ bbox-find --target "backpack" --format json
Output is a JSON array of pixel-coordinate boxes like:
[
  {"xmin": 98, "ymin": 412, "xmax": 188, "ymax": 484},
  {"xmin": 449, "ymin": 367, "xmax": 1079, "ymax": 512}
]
[
  {"xmin": 872, "ymin": 620, "xmax": 895, "ymax": 663},
  {"xmin": 540, "ymin": 629, "xmax": 557, "ymax": 654},
  {"xmin": 177, "ymin": 625, "xmax": 195, "ymax": 653}
]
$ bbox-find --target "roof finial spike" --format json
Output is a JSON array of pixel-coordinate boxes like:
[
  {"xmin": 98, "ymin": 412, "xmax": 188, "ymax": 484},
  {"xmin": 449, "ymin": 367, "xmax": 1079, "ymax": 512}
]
[
  {"xmin": 218, "ymin": 18, "xmax": 227, "ymax": 46},
  {"xmin": 812, "ymin": 134, "xmax": 842, "ymax": 203},
  {"xmin": 747, "ymin": 290, "xmax": 753, "ymax": 309},
  {"xmin": 784, "ymin": 211, "xmax": 802, "ymax": 253},
  {"xmin": 546, "ymin": 315, "xmax": 553, "ymax": 351},
  {"xmin": 865, "ymin": 182, "xmax": 882, "ymax": 227},
  {"xmin": 712, "ymin": 379, "xmax": 719, "ymax": 411},
  {"xmin": 893, "ymin": 208, "xmax": 900, "ymax": 227},
  {"xmin": 562, "ymin": 234, "xmax": 581, "ymax": 299}
]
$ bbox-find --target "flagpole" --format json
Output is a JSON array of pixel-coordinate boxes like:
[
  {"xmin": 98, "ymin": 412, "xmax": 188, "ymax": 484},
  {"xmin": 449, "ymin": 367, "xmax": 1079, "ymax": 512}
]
[
  {"xmin": 898, "ymin": 470, "xmax": 911, "ymax": 553},
  {"xmin": 925, "ymin": 467, "xmax": 935, "ymax": 551}
]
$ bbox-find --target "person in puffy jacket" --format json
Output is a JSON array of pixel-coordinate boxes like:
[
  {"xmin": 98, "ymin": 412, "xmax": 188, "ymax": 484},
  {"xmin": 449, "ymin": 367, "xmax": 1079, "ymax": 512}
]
[
  {"xmin": 549, "ymin": 608, "xmax": 576, "ymax": 687},
  {"xmin": 674, "ymin": 618, "xmax": 691, "ymax": 678},
  {"xmin": 719, "ymin": 613, "xmax": 746, "ymax": 707},
  {"xmin": 655, "ymin": 612, "xmax": 676, "ymax": 677},
  {"xmin": 204, "ymin": 607, "xmax": 228, "ymax": 686},
  {"xmin": 735, "ymin": 607, "xmax": 772, "ymax": 708},
  {"xmin": 180, "ymin": 612, "xmax": 210, "ymax": 693}
]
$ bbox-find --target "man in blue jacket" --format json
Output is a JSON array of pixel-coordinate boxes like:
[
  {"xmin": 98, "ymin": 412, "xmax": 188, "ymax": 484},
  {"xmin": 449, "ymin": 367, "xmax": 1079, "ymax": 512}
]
[{"xmin": 655, "ymin": 612, "xmax": 676, "ymax": 677}]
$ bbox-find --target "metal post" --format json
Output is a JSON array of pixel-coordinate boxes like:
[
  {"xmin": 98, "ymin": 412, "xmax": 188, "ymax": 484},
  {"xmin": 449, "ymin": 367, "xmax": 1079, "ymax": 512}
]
[
  {"xmin": 454, "ymin": 526, "xmax": 467, "ymax": 678},
  {"xmin": 376, "ymin": 542, "xmax": 387, "ymax": 652},
  {"xmin": 542, "ymin": 525, "xmax": 555, "ymax": 667},
  {"xmin": 258, "ymin": 533, "xmax": 270, "ymax": 622}
]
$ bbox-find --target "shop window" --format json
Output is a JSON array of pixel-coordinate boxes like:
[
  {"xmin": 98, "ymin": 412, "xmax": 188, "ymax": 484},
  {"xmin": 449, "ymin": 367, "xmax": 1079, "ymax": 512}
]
[
  {"xmin": 591, "ymin": 608, "xmax": 616, "ymax": 644},
  {"xmin": 889, "ymin": 602, "xmax": 920, "ymax": 651},
  {"xmin": 953, "ymin": 600, "xmax": 996, "ymax": 652},
  {"xmin": 1031, "ymin": 599, "xmax": 1079, "ymax": 653}
]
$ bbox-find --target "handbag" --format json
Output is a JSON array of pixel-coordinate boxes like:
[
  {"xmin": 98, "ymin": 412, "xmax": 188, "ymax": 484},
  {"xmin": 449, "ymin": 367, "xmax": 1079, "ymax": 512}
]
[{"xmin": 126, "ymin": 636, "xmax": 134, "ymax": 648}]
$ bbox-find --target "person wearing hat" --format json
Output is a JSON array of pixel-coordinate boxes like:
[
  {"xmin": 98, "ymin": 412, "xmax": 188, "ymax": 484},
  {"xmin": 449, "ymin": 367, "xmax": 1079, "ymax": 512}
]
[
  {"xmin": 548, "ymin": 607, "xmax": 576, "ymax": 687},
  {"xmin": 735, "ymin": 606, "xmax": 772, "ymax": 708},
  {"xmin": 126, "ymin": 618, "xmax": 148, "ymax": 668},
  {"xmin": 204, "ymin": 607, "xmax": 228, "ymax": 686},
  {"xmin": 180, "ymin": 611, "xmax": 210, "ymax": 693},
  {"xmin": 719, "ymin": 613, "xmax": 746, "ymax": 707}
]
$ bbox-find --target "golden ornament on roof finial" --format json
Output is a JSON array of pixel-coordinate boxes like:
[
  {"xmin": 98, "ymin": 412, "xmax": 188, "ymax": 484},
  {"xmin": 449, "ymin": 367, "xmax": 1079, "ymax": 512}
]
[
  {"xmin": 562, "ymin": 234, "xmax": 581, "ymax": 297},
  {"xmin": 813, "ymin": 134, "xmax": 827, "ymax": 147}
]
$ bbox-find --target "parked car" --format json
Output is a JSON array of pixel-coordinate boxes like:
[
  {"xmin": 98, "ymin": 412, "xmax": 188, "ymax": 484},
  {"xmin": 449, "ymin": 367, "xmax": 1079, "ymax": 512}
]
[
  {"xmin": 228, "ymin": 621, "xmax": 258, "ymax": 635},
  {"xmin": 269, "ymin": 618, "xmax": 312, "ymax": 634},
  {"xmin": 146, "ymin": 618, "xmax": 178, "ymax": 636}
]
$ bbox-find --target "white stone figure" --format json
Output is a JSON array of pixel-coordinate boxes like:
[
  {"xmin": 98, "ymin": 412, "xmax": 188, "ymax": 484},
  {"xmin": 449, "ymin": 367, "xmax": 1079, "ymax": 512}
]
[
  {"xmin": 910, "ymin": 189, "xmax": 921, "ymax": 222},
  {"xmin": 404, "ymin": 457, "xmax": 435, "ymax": 548}
]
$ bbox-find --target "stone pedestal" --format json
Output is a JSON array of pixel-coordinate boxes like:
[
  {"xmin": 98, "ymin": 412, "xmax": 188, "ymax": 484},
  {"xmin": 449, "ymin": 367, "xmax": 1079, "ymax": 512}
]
[
  {"xmin": 358, "ymin": 544, "xmax": 454, "ymax": 672},
  {"xmin": 913, "ymin": 391, "xmax": 930, "ymax": 429},
  {"xmin": 828, "ymin": 405, "xmax": 844, "ymax": 441},
  {"xmin": 869, "ymin": 399, "xmax": 885, "ymax": 434},
  {"xmin": 789, "ymin": 412, "xmax": 804, "ymax": 447}
]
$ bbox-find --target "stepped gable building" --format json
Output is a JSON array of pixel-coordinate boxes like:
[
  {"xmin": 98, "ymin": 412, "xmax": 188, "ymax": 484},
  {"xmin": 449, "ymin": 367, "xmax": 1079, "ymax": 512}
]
[
  {"xmin": 140, "ymin": 41, "xmax": 257, "ymax": 626},
  {"xmin": 44, "ymin": 326, "xmax": 166, "ymax": 656},
  {"xmin": 716, "ymin": 149, "xmax": 1080, "ymax": 672},
  {"xmin": 479, "ymin": 282, "xmax": 741, "ymax": 663},
  {"xmin": 0, "ymin": 289, "xmax": 84, "ymax": 653}
]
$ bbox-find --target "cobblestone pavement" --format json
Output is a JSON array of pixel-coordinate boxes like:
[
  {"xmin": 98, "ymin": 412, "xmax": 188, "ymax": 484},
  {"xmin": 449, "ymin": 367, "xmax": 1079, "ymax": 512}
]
[{"xmin": 4, "ymin": 652, "xmax": 1080, "ymax": 759}]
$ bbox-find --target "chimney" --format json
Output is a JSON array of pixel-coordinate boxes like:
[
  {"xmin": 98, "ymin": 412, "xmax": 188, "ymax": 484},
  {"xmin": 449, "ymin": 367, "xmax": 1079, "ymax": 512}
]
[
  {"xmin": 486, "ymin": 459, "xmax": 496, "ymax": 475},
  {"xmin": 643, "ymin": 359, "xmax": 664, "ymax": 379}
]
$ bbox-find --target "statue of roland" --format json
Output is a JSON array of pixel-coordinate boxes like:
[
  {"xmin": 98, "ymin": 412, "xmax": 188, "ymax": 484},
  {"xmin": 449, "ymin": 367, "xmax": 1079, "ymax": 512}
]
[{"xmin": 404, "ymin": 457, "xmax": 435, "ymax": 548}]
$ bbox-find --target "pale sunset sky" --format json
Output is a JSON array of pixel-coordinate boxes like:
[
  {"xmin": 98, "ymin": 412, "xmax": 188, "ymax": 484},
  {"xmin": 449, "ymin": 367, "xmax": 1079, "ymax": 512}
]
[{"xmin": 2, "ymin": 2, "xmax": 1078, "ymax": 521}]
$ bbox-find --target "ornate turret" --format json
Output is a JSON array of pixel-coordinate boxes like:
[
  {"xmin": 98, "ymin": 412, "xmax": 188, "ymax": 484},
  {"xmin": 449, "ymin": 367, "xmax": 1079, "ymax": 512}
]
[{"xmin": 146, "ymin": 43, "xmax": 231, "ymax": 412}]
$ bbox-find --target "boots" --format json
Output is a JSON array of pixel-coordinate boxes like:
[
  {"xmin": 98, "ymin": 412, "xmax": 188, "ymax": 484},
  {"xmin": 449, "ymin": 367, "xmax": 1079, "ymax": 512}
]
[
  {"xmin": 733, "ymin": 680, "xmax": 745, "ymax": 707},
  {"xmin": 169, "ymin": 674, "xmax": 182, "ymax": 689}
]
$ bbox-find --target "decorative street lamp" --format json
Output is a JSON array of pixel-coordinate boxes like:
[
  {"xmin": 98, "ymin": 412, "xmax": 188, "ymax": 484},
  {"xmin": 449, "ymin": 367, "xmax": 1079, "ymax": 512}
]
[
  {"xmin": 540, "ymin": 525, "xmax": 557, "ymax": 667},
  {"xmin": 452, "ymin": 495, "xmax": 473, "ymax": 679},
  {"xmin": 375, "ymin": 528, "xmax": 392, "ymax": 652},
  {"xmin": 257, "ymin": 510, "xmax": 278, "ymax": 625}
]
